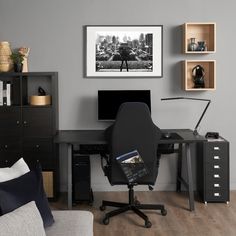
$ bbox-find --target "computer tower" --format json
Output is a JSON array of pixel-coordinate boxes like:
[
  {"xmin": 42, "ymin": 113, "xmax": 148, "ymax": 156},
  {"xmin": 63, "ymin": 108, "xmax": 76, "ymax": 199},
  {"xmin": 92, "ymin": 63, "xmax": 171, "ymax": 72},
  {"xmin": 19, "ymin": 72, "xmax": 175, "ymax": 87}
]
[{"xmin": 72, "ymin": 154, "xmax": 93, "ymax": 204}]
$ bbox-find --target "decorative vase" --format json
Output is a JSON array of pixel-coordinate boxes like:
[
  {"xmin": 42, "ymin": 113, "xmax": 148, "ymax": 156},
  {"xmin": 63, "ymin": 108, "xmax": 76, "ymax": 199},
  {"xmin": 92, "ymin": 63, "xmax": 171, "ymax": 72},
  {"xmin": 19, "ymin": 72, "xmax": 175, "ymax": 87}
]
[
  {"xmin": 192, "ymin": 65, "xmax": 205, "ymax": 88},
  {"xmin": 197, "ymin": 41, "xmax": 207, "ymax": 51},
  {"xmin": 0, "ymin": 41, "xmax": 13, "ymax": 72},
  {"xmin": 188, "ymin": 38, "xmax": 198, "ymax": 51},
  {"xmin": 13, "ymin": 63, "xmax": 23, "ymax": 72}
]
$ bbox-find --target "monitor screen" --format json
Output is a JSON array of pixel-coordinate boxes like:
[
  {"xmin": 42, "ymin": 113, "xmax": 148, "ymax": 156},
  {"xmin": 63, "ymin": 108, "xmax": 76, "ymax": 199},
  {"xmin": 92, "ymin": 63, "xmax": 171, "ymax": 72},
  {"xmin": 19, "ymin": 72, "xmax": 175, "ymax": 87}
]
[{"xmin": 98, "ymin": 90, "xmax": 151, "ymax": 120}]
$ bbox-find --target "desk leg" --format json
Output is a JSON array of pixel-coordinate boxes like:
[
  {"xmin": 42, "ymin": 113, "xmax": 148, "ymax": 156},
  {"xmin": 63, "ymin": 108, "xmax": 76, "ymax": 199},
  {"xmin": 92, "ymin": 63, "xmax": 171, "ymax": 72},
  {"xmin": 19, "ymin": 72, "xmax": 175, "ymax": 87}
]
[
  {"xmin": 186, "ymin": 143, "xmax": 194, "ymax": 211},
  {"xmin": 176, "ymin": 144, "xmax": 182, "ymax": 192},
  {"xmin": 67, "ymin": 144, "xmax": 72, "ymax": 209}
]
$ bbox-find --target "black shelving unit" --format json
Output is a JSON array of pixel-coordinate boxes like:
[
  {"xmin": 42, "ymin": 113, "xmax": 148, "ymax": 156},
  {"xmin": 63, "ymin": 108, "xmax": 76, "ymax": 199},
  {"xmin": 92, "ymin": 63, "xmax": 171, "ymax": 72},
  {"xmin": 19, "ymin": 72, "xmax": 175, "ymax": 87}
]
[{"xmin": 0, "ymin": 72, "xmax": 59, "ymax": 200}]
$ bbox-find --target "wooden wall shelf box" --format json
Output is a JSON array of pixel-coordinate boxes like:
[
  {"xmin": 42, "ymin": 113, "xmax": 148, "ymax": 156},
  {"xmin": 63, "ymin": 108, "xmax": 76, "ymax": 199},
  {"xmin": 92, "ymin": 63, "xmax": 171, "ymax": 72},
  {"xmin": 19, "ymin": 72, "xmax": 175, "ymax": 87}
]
[
  {"xmin": 183, "ymin": 60, "xmax": 216, "ymax": 91},
  {"xmin": 183, "ymin": 23, "xmax": 216, "ymax": 54}
]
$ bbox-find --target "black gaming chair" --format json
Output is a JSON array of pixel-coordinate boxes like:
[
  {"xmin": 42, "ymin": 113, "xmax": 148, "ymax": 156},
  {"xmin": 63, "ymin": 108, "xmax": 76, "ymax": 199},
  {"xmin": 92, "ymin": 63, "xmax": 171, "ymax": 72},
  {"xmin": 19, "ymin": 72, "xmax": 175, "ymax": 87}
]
[{"xmin": 100, "ymin": 102, "xmax": 167, "ymax": 228}]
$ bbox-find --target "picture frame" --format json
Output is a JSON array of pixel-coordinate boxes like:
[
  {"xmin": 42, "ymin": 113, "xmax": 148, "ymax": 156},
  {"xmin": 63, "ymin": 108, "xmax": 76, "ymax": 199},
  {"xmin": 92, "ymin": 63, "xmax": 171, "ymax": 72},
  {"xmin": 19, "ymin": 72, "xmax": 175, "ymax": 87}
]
[{"xmin": 86, "ymin": 25, "xmax": 163, "ymax": 78}]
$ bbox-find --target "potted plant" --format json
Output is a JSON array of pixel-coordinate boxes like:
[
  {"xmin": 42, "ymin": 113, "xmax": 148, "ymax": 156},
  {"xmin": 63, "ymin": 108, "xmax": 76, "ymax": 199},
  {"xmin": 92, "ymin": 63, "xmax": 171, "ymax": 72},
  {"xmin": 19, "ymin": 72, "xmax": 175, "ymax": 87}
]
[{"xmin": 10, "ymin": 51, "xmax": 24, "ymax": 72}]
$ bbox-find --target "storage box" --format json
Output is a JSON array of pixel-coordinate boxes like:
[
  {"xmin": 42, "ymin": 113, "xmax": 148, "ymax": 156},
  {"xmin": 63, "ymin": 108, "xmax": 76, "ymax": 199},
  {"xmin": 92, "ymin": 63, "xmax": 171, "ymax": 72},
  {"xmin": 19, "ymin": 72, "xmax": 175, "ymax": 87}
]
[{"xmin": 29, "ymin": 95, "xmax": 51, "ymax": 105}]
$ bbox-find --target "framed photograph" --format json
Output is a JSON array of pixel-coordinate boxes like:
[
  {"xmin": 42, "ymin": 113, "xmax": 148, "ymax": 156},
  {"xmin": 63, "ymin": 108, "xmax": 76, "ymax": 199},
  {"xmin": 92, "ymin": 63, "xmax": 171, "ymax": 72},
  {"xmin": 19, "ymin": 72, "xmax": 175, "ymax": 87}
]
[{"xmin": 86, "ymin": 25, "xmax": 163, "ymax": 78}]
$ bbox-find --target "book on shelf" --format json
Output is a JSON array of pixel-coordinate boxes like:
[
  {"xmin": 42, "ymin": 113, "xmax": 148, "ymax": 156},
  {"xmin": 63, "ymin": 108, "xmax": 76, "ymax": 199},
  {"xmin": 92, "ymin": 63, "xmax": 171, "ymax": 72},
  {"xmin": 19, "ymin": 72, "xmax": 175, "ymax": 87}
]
[
  {"xmin": 1, "ymin": 81, "xmax": 12, "ymax": 106},
  {"xmin": 0, "ymin": 80, "xmax": 3, "ymax": 106},
  {"xmin": 6, "ymin": 82, "xmax": 11, "ymax": 106},
  {"xmin": 3, "ymin": 81, "xmax": 7, "ymax": 106}
]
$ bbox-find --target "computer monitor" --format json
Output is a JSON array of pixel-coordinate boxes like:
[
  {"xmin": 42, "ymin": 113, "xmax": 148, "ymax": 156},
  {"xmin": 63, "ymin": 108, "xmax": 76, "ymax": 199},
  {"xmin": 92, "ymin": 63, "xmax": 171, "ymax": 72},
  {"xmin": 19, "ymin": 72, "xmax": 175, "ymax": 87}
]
[{"xmin": 98, "ymin": 90, "xmax": 151, "ymax": 120}]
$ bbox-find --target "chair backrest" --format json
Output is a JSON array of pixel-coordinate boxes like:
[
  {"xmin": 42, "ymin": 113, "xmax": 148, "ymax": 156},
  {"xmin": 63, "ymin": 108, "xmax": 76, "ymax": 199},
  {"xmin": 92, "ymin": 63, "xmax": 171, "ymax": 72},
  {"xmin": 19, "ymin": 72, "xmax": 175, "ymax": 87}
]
[{"xmin": 107, "ymin": 102, "xmax": 161, "ymax": 185}]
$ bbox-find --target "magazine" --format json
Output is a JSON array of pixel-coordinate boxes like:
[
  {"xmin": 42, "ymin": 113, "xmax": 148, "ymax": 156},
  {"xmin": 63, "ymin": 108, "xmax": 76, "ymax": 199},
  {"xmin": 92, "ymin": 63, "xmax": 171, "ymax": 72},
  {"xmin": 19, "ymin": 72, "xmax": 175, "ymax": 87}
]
[{"xmin": 116, "ymin": 150, "xmax": 149, "ymax": 183}]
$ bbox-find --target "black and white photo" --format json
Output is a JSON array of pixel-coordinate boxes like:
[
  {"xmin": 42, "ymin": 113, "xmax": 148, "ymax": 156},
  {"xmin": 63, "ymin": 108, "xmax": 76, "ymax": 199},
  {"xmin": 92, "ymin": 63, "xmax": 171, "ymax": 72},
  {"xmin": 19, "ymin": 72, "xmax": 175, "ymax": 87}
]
[{"xmin": 86, "ymin": 26, "xmax": 163, "ymax": 77}]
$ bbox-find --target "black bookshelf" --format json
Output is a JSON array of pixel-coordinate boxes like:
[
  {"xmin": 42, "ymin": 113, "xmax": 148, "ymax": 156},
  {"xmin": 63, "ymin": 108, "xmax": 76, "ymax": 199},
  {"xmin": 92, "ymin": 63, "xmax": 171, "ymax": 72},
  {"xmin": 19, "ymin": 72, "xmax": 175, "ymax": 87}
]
[{"xmin": 0, "ymin": 72, "xmax": 59, "ymax": 200}]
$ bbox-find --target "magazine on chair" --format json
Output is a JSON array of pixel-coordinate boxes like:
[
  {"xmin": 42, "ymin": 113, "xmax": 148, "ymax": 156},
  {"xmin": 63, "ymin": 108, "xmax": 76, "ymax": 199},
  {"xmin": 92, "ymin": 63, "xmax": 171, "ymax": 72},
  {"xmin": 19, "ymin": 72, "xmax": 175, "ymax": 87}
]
[{"xmin": 116, "ymin": 150, "xmax": 149, "ymax": 183}]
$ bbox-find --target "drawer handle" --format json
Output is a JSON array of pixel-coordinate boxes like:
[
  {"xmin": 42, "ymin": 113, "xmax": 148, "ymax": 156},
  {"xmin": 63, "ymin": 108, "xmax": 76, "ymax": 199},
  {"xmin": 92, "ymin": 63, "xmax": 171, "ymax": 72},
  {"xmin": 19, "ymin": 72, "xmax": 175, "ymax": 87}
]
[
  {"xmin": 214, "ymin": 193, "xmax": 220, "ymax": 197},
  {"xmin": 16, "ymin": 120, "xmax": 20, "ymax": 125},
  {"xmin": 214, "ymin": 165, "xmax": 220, "ymax": 169},
  {"xmin": 213, "ymin": 156, "xmax": 220, "ymax": 160},
  {"xmin": 214, "ymin": 174, "xmax": 220, "ymax": 178},
  {"xmin": 214, "ymin": 146, "xmax": 220, "ymax": 150},
  {"xmin": 214, "ymin": 183, "xmax": 220, "ymax": 188}
]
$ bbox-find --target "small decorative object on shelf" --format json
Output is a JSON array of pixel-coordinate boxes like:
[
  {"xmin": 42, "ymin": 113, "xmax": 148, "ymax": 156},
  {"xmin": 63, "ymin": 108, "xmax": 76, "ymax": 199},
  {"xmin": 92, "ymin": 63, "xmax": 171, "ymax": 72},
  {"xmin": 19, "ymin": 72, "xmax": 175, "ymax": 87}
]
[
  {"xmin": 197, "ymin": 41, "xmax": 207, "ymax": 51},
  {"xmin": 18, "ymin": 47, "xmax": 30, "ymax": 72},
  {"xmin": 188, "ymin": 38, "xmax": 198, "ymax": 51},
  {"xmin": 0, "ymin": 41, "xmax": 13, "ymax": 72},
  {"xmin": 30, "ymin": 86, "xmax": 51, "ymax": 106},
  {"xmin": 192, "ymin": 65, "xmax": 205, "ymax": 88},
  {"xmin": 10, "ymin": 51, "xmax": 24, "ymax": 72}
]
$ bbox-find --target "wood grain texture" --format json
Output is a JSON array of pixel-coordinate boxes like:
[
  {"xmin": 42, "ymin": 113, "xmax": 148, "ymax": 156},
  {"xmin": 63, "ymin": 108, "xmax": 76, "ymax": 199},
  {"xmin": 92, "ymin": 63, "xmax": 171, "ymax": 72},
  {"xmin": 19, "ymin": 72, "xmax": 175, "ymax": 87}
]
[{"xmin": 50, "ymin": 191, "xmax": 236, "ymax": 236}]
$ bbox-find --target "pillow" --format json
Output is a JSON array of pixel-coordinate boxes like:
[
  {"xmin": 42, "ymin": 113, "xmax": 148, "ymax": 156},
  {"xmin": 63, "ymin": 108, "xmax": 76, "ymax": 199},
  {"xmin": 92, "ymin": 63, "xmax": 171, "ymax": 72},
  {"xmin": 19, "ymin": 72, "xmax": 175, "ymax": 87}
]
[
  {"xmin": 0, "ymin": 165, "xmax": 54, "ymax": 227},
  {"xmin": 0, "ymin": 201, "xmax": 46, "ymax": 236},
  {"xmin": 0, "ymin": 158, "xmax": 30, "ymax": 182}
]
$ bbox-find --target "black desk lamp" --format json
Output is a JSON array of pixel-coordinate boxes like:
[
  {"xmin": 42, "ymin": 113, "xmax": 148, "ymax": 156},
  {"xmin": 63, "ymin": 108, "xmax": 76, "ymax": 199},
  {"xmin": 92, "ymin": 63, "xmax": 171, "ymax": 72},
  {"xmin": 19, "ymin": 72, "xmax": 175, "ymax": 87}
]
[{"xmin": 161, "ymin": 97, "xmax": 211, "ymax": 136}]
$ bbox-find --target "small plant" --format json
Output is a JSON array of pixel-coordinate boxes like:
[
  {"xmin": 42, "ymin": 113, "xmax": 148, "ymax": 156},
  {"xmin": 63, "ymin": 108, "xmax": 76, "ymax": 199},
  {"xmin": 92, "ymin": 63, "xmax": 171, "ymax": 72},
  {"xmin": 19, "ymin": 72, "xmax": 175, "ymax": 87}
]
[{"xmin": 10, "ymin": 51, "xmax": 24, "ymax": 64}]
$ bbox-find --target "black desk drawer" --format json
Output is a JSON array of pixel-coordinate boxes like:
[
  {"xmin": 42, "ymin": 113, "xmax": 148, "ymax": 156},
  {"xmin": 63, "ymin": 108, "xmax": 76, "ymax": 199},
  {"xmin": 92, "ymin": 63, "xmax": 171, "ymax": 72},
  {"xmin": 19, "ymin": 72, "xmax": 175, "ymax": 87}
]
[
  {"xmin": 205, "ymin": 188, "xmax": 229, "ymax": 202},
  {"xmin": 204, "ymin": 154, "xmax": 228, "ymax": 165},
  {"xmin": 205, "ymin": 168, "xmax": 228, "ymax": 184},
  {"xmin": 206, "ymin": 181, "xmax": 228, "ymax": 190},
  {"xmin": 204, "ymin": 142, "xmax": 228, "ymax": 162}
]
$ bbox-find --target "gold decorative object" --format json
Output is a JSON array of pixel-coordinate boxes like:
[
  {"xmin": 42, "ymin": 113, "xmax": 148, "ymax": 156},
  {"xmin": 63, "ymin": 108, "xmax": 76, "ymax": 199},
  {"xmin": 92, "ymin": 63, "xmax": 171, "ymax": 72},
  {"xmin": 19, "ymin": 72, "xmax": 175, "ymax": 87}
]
[
  {"xmin": 29, "ymin": 95, "xmax": 51, "ymax": 106},
  {"xmin": 18, "ymin": 47, "xmax": 30, "ymax": 72},
  {"xmin": 0, "ymin": 41, "xmax": 13, "ymax": 72}
]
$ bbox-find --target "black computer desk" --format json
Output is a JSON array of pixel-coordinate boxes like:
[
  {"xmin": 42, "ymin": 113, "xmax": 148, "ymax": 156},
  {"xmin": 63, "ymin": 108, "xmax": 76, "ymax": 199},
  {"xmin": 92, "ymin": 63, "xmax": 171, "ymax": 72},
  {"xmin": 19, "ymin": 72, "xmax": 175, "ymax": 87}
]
[{"xmin": 54, "ymin": 129, "xmax": 206, "ymax": 211}]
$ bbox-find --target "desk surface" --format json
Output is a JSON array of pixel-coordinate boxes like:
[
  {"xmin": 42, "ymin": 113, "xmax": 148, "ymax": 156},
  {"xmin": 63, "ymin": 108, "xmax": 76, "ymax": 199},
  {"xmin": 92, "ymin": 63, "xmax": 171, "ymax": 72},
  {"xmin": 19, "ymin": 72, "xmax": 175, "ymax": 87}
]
[{"xmin": 54, "ymin": 129, "xmax": 206, "ymax": 144}]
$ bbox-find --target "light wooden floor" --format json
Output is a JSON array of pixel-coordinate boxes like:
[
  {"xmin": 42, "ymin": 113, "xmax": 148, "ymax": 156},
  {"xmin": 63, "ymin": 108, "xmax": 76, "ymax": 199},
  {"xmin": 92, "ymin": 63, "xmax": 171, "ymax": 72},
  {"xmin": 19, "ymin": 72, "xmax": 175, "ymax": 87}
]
[{"xmin": 50, "ymin": 191, "xmax": 236, "ymax": 236}]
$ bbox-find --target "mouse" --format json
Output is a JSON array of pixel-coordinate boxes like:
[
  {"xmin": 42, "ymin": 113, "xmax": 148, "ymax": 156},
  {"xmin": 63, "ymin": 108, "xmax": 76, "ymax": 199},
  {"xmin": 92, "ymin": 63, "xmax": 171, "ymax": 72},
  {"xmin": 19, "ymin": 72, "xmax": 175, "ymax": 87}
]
[{"xmin": 163, "ymin": 132, "xmax": 171, "ymax": 139}]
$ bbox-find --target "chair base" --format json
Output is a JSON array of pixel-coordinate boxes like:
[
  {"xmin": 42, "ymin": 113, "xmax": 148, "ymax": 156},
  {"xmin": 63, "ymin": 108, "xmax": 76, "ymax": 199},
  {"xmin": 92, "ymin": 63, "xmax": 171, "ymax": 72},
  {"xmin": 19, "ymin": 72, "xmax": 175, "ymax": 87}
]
[{"xmin": 100, "ymin": 185, "xmax": 167, "ymax": 228}]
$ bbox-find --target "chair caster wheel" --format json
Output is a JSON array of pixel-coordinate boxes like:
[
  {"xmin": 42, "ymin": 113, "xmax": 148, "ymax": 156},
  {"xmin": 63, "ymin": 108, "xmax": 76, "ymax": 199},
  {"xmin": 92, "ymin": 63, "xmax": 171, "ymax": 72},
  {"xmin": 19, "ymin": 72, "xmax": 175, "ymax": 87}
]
[
  {"xmin": 100, "ymin": 205, "xmax": 106, "ymax": 211},
  {"xmin": 145, "ymin": 220, "xmax": 152, "ymax": 228},
  {"xmin": 134, "ymin": 196, "xmax": 140, "ymax": 205},
  {"xmin": 103, "ymin": 217, "xmax": 109, "ymax": 225},
  {"xmin": 161, "ymin": 209, "xmax": 167, "ymax": 216},
  {"xmin": 134, "ymin": 200, "xmax": 140, "ymax": 205}
]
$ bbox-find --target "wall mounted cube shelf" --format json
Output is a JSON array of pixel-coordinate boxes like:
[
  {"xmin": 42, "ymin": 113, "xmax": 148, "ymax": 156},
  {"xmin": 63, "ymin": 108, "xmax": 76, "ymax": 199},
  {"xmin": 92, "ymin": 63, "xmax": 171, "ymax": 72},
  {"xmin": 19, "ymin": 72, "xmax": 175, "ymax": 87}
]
[
  {"xmin": 183, "ymin": 60, "xmax": 216, "ymax": 91},
  {"xmin": 183, "ymin": 23, "xmax": 216, "ymax": 54}
]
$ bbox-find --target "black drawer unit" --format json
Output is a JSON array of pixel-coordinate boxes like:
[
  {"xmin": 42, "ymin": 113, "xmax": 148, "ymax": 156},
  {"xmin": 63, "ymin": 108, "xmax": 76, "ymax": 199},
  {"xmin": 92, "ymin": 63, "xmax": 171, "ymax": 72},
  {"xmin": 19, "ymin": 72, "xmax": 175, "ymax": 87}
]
[
  {"xmin": 23, "ymin": 138, "xmax": 55, "ymax": 169},
  {"xmin": 197, "ymin": 137, "xmax": 229, "ymax": 204}
]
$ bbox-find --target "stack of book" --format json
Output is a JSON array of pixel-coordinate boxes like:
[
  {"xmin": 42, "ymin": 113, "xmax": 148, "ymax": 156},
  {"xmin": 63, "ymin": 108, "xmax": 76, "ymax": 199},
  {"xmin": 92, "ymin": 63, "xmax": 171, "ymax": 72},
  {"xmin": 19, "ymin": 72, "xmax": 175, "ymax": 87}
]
[{"xmin": 0, "ymin": 80, "xmax": 11, "ymax": 106}]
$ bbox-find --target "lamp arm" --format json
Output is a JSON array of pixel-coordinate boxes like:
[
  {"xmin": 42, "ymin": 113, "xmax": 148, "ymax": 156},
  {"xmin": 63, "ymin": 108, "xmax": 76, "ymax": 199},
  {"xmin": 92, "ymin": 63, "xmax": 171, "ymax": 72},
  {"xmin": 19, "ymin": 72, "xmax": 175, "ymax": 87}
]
[
  {"xmin": 161, "ymin": 97, "xmax": 211, "ymax": 136},
  {"xmin": 193, "ymin": 100, "xmax": 211, "ymax": 135}
]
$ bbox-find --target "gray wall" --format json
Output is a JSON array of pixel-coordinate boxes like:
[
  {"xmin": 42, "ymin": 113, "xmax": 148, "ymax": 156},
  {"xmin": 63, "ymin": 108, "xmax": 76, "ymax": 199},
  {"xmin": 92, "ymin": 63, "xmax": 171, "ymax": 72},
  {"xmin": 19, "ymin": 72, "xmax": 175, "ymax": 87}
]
[{"xmin": 1, "ymin": 0, "xmax": 235, "ymax": 191}]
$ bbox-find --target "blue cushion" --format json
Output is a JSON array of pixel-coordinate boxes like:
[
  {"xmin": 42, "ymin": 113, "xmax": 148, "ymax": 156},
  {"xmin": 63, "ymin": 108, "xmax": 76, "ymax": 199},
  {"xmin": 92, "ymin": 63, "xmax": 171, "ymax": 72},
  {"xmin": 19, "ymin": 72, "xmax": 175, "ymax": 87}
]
[{"xmin": 0, "ymin": 165, "xmax": 54, "ymax": 227}]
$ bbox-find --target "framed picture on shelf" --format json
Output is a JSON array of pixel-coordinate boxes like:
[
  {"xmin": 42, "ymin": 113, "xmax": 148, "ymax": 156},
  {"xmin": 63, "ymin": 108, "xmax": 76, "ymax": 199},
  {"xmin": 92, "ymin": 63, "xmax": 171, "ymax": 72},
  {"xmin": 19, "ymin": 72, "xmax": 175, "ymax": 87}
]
[{"xmin": 86, "ymin": 25, "xmax": 163, "ymax": 78}]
